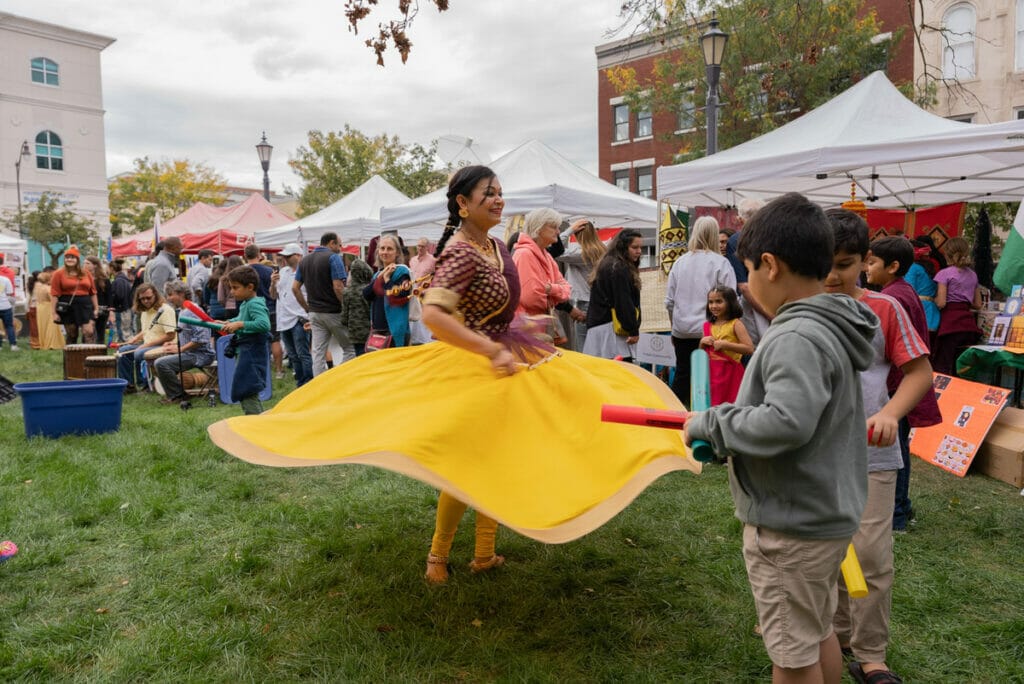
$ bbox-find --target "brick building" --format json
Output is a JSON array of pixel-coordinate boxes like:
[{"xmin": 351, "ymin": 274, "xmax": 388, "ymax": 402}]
[{"xmin": 595, "ymin": 1, "xmax": 915, "ymax": 200}]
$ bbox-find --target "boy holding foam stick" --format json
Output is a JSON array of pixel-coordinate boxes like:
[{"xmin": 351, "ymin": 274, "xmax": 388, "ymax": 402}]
[
  {"xmin": 685, "ymin": 194, "xmax": 879, "ymax": 684},
  {"xmin": 824, "ymin": 212, "xmax": 934, "ymax": 684}
]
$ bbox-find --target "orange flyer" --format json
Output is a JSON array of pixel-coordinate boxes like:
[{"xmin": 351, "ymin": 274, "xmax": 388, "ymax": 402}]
[{"xmin": 910, "ymin": 374, "xmax": 1011, "ymax": 477}]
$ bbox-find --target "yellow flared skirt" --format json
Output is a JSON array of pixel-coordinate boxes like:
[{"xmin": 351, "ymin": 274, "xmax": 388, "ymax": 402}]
[{"xmin": 208, "ymin": 344, "xmax": 700, "ymax": 543}]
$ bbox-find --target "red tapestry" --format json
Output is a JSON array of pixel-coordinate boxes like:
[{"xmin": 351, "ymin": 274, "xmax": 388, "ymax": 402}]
[{"xmin": 866, "ymin": 203, "xmax": 965, "ymax": 249}]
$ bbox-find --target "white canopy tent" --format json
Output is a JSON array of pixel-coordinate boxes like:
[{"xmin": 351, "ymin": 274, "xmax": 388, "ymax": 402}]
[
  {"xmin": 657, "ymin": 71, "xmax": 1024, "ymax": 209},
  {"xmin": 0, "ymin": 232, "xmax": 27, "ymax": 254},
  {"xmin": 0, "ymin": 232, "xmax": 29, "ymax": 305},
  {"xmin": 253, "ymin": 175, "xmax": 410, "ymax": 249},
  {"xmin": 381, "ymin": 139, "xmax": 661, "ymax": 241}
]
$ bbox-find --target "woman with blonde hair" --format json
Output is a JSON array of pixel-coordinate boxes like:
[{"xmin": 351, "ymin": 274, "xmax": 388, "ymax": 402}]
[
  {"xmin": 932, "ymin": 236, "xmax": 982, "ymax": 374},
  {"xmin": 33, "ymin": 269, "xmax": 65, "ymax": 350},
  {"xmin": 363, "ymin": 234, "xmax": 412, "ymax": 347},
  {"xmin": 665, "ymin": 215, "xmax": 736, "ymax": 405},
  {"xmin": 558, "ymin": 218, "xmax": 606, "ymax": 350}
]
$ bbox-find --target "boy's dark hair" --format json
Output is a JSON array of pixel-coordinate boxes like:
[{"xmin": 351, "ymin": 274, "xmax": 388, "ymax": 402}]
[
  {"xmin": 228, "ymin": 265, "xmax": 259, "ymax": 290},
  {"xmin": 825, "ymin": 208, "xmax": 869, "ymax": 258},
  {"xmin": 737, "ymin": 193, "xmax": 834, "ymax": 279},
  {"xmin": 320, "ymin": 232, "xmax": 338, "ymax": 247},
  {"xmin": 869, "ymin": 236, "xmax": 914, "ymax": 277},
  {"xmin": 198, "ymin": 249, "xmax": 215, "ymax": 259},
  {"xmin": 706, "ymin": 285, "xmax": 743, "ymax": 322}
]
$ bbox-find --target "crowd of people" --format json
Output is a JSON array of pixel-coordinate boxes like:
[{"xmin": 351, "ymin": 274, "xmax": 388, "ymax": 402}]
[{"xmin": 12, "ymin": 169, "xmax": 999, "ymax": 684}]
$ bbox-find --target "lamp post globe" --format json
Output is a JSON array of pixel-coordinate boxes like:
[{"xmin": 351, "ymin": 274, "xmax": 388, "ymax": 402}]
[
  {"xmin": 700, "ymin": 13, "xmax": 729, "ymax": 156},
  {"xmin": 256, "ymin": 132, "xmax": 273, "ymax": 201}
]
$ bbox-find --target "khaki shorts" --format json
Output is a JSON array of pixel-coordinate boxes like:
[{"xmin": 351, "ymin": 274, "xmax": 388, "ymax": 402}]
[{"xmin": 743, "ymin": 524, "xmax": 850, "ymax": 669}]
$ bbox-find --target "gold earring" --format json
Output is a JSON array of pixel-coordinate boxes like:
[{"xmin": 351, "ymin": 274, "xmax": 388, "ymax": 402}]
[{"xmin": 458, "ymin": 208, "xmax": 469, "ymax": 218}]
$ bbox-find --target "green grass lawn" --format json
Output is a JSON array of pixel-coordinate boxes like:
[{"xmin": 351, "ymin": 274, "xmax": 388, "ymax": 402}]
[{"xmin": 1, "ymin": 350, "xmax": 1023, "ymax": 682}]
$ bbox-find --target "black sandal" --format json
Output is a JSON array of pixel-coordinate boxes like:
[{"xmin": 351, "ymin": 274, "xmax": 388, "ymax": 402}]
[{"xmin": 849, "ymin": 661, "xmax": 904, "ymax": 684}]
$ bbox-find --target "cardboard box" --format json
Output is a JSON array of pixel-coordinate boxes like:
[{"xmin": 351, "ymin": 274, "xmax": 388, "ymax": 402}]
[{"xmin": 972, "ymin": 407, "xmax": 1024, "ymax": 487}]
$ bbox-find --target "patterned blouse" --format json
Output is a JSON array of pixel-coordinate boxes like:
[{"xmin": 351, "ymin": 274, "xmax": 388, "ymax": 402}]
[{"xmin": 421, "ymin": 239, "xmax": 521, "ymax": 339}]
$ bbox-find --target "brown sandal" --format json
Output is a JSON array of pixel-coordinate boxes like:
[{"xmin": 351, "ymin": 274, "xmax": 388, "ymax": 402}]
[
  {"xmin": 425, "ymin": 553, "xmax": 450, "ymax": 584},
  {"xmin": 468, "ymin": 554, "xmax": 505, "ymax": 574}
]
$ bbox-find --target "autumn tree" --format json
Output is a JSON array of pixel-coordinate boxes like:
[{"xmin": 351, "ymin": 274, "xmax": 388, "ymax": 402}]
[
  {"xmin": 343, "ymin": 0, "xmax": 449, "ymax": 65},
  {"xmin": 609, "ymin": 0, "xmax": 896, "ymax": 161},
  {"xmin": 288, "ymin": 126, "xmax": 446, "ymax": 216},
  {"xmin": 108, "ymin": 157, "xmax": 228, "ymax": 236},
  {"xmin": 4, "ymin": 193, "xmax": 98, "ymax": 267}
]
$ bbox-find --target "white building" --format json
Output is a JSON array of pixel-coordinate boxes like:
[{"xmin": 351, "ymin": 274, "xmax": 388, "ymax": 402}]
[
  {"xmin": 915, "ymin": 0, "xmax": 1024, "ymax": 123},
  {"xmin": 0, "ymin": 12, "xmax": 115, "ymax": 238}
]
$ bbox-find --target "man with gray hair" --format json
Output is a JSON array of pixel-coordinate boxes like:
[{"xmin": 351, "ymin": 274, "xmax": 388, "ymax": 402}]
[
  {"xmin": 726, "ymin": 197, "xmax": 772, "ymax": 346},
  {"xmin": 154, "ymin": 279, "xmax": 216, "ymax": 404}
]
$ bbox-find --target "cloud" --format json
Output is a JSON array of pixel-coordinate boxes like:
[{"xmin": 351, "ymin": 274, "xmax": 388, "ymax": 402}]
[{"xmin": 5, "ymin": 0, "xmax": 636, "ymax": 194}]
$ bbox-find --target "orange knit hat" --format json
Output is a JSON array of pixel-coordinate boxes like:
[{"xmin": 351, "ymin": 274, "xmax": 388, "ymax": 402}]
[{"xmin": 64, "ymin": 245, "xmax": 81, "ymax": 258}]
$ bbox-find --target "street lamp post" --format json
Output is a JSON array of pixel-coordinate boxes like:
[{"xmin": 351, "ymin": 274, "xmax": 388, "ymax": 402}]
[
  {"xmin": 14, "ymin": 140, "xmax": 31, "ymax": 238},
  {"xmin": 700, "ymin": 13, "xmax": 729, "ymax": 156},
  {"xmin": 255, "ymin": 132, "xmax": 273, "ymax": 202}
]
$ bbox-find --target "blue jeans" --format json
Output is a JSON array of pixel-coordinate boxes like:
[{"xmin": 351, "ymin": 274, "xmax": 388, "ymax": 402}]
[
  {"xmin": 280, "ymin": 323, "xmax": 313, "ymax": 387},
  {"xmin": 113, "ymin": 310, "xmax": 134, "ymax": 342},
  {"xmin": 116, "ymin": 344, "xmax": 159, "ymax": 388},
  {"xmin": 0, "ymin": 308, "xmax": 15, "ymax": 347},
  {"xmin": 893, "ymin": 417, "xmax": 913, "ymax": 530}
]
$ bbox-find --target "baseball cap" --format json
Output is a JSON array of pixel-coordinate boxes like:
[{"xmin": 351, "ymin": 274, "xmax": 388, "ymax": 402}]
[{"xmin": 280, "ymin": 243, "xmax": 303, "ymax": 256}]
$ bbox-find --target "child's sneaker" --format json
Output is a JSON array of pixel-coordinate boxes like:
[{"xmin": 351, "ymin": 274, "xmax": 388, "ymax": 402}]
[{"xmin": 10, "ymin": 345, "xmax": 19, "ymax": 351}]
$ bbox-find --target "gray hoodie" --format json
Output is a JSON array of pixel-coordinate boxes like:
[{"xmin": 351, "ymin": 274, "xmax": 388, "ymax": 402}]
[{"xmin": 688, "ymin": 293, "xmax": 878, "ymax": 539}]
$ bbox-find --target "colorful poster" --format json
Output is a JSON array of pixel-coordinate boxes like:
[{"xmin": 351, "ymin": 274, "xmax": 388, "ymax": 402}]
[{"xmin": 911, "ymin": 374, "xmax": 1011, "ymax": 477}]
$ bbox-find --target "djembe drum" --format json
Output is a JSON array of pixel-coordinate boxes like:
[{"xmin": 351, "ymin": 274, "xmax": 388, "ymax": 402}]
[
  {"xmin": 143, "ymin": 347, "xmax": 168, "ymax": 395},
  {"xmin": 63, "ymin": 344, "xmax": 108, "ymax": 380},
  {"xmin": 84, "ymin": 355, "xmax": 117, "ymax": 380}
]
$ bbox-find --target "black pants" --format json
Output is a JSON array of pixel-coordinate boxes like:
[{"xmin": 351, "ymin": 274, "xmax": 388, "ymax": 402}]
[{"xmin": 671, "ymin": 336, "xmax": 702, "ymax": 408}]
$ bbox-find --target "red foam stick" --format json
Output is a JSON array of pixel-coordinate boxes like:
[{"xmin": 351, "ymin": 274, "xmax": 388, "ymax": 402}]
[
  {"xmin": 601, "ymin": 404, "xmax": 687, "ymax": 430},
  {"xmin": 183, "ymin": 300, "xmax": 214, "ymax": 322}
]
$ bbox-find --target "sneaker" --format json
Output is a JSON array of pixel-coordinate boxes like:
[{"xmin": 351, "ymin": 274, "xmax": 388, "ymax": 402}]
[
  {"xmin": 275, "ymin": 370, "xmax": 285, "ymax": 380},
  {"xmin": 10, "ymin": 345, "xmax": 19, "ymax": 351}
]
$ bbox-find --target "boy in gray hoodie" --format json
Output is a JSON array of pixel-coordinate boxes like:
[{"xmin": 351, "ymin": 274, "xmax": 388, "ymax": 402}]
[{"xmin": 685, "ymin": 193, "xmax": 879, "ymax": 684}]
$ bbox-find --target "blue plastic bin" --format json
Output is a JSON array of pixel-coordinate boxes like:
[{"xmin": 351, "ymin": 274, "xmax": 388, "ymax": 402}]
[{"xmin": 15, "ymin": 378, "xmax": 128, "ymax": 438}]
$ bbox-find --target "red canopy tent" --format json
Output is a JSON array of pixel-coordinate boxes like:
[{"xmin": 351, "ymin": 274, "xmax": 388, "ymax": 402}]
[{"xmin": 111, "ymin": 194, "xmax": 294, "ymax": 257}]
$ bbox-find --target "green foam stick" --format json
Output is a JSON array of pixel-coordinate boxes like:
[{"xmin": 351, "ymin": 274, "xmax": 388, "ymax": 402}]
[
  {"xmin": 689, "ymin": 348, "xmax": 716, "ymax": 463},
  {"xmin": 180, "ymin": 315, "xmax": 224, "ymax": 332}
]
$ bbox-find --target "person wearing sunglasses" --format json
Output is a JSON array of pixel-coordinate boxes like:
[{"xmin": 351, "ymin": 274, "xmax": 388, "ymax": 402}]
[{"xmin": 116, "ymin": 283, "xmax": 176, "ymax": 393}]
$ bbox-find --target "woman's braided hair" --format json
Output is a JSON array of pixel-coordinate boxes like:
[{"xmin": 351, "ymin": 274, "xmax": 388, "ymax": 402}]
[{"xmin": 434, "ymin": 165, "xmax": 497, "ymax": 258}]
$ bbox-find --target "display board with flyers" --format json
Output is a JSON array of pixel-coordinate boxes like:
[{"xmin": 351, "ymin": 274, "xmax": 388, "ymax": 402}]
[{"xmin": 911, "ymin": 374, "xmax": 1011, "ymax": 477}]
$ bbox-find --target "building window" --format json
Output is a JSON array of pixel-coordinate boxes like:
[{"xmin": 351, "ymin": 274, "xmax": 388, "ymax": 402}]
[
  {"xmin": 613, "ymin": 169, "xmax": 630, "ymax": 192},
  {"xmin": 35, "ymin": 131, "xmax": 63, "ymax": 171},
  {"xmin": 636, "ymin": 166, "xmax": 653, "ymax": 199},
  {"xmin": 1017, "ymin": 0, "xmax": 1024, "ymax": 71},
  {"xmin": 636, "ymin": 108, "xmax": 653, "ymax": 138},
  {"xmin": 31, "ymin": 57, "xmax": 59, "ymax": 86},
  {"xmin": 1016, "ymin": 108, "xmax": 1024, "ymax": 120},
  {"xmin": 613, "ymin": 104, "xmax": 630, "ymax": 142},
  {"xmin": 942, "ymin": 4, "xmax": 976, "ymax": 80},
  {"xmin": 677, "ymin": 87, "xmax": 696, "ymax": 131}
]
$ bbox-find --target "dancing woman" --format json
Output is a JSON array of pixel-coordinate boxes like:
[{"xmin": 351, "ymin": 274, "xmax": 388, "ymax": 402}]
[{"xmin": 208, "ymin": 166, "xmax": 699, "ymax": 584}]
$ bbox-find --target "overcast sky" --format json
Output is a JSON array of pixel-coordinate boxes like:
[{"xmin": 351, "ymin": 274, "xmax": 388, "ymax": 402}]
[{"xmin": 7, "ymin": 0, "xmax": 636, "ymax": 195}]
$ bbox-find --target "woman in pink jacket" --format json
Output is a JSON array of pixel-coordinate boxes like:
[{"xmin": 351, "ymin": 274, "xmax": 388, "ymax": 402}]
[{"xmin": 512, "ymin": 208, "xmax": 572, "ymax": 322}]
